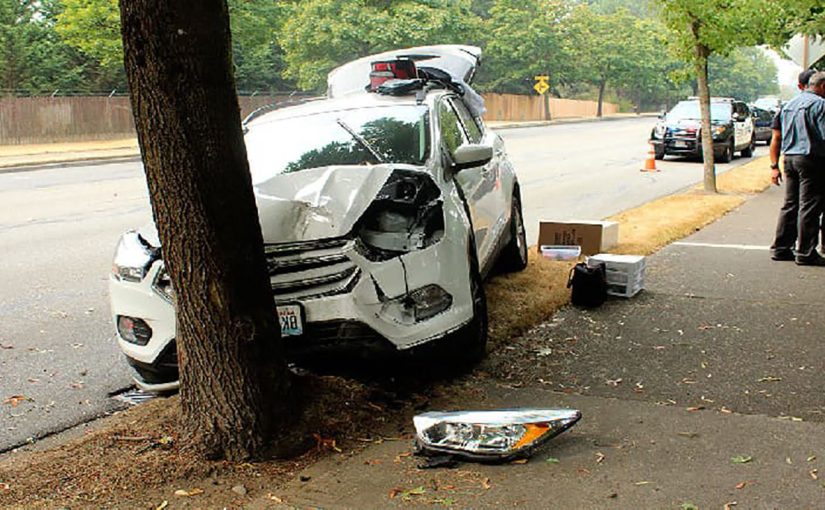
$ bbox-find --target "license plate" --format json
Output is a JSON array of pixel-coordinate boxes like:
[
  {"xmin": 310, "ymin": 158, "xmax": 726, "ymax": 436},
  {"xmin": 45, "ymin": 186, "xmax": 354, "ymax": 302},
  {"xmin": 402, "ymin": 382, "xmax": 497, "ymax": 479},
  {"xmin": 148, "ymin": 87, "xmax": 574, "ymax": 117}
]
[
  {"xmin": 672, "ymin": 140, "xmax": 688, "ymax": 148},
  {"xmin": 278, "ymin": 304, "xmax": 303, "ymax": 337}
]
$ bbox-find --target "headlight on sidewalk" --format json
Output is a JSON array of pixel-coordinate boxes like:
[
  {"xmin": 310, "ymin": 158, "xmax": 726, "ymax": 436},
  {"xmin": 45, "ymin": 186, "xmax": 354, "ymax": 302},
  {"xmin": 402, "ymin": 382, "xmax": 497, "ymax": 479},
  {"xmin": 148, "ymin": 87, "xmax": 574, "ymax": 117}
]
[
  {"xmin": 414, "ymin": 409, "xmax": 581, "ymax": 461},
  {"xmin": 112, "ymin": 231, "xmax": 156, "ymax": 282}
]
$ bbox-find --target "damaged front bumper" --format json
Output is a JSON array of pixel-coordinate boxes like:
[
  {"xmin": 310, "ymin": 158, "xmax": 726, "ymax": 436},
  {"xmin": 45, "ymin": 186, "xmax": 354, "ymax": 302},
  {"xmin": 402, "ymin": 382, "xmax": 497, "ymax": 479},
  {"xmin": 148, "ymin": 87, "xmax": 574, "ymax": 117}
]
[{"xmin": 110, "ymin": 228, "xmax": 473, "ymax": 391}]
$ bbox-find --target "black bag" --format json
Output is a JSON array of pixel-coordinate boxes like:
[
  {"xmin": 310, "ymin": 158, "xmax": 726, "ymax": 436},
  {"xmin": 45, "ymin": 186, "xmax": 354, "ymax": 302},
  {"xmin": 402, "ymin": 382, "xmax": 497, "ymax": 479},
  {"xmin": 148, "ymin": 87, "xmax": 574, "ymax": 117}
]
[{"xmin": 567, "ymin": 262, "xmax": 607, "ymax": 308}]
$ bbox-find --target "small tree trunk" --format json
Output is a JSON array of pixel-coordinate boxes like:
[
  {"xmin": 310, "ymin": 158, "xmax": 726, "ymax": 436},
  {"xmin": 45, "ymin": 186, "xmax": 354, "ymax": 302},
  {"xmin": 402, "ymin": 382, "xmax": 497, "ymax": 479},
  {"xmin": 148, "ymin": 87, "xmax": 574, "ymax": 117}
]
[
  {"xmin": 597, "ymin": 80, "xmax": 606, "ymax": 118},
  {"xmin": 119, "ymin": 0, "xmax": 293, "ymax": 461},
  {"xmin": 694, "ymin": 42, "xmax": 716, "ymax": 193}
]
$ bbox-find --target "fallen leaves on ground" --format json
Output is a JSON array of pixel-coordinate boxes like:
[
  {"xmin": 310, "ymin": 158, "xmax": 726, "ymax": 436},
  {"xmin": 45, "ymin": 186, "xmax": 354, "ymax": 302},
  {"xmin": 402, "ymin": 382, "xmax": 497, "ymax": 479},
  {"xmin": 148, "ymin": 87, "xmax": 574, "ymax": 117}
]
[
  {"xmin": 724, "ymin": 502, "xmax": 738, "ymax": 510},
  {"xmin": 605, "ymin": 378, "xmax": 623, "ymax": 387},
  {"xmin": 155, "ymin": 501, "xmax": 168, "ymax": 510},
  {"xmin": 511, "ymin": 458, "xmax": 528, "ymax": 465},
  {"xmin": 677, "ymin": 432, "xmax": 699, "ymax": 439},
  {"xmin": 731, "ymin": 455, "xmax": 753, "ymax": 464},
  {"xmin": 810, "ymin": 469, "xmax": 818, "ymax": 481},
  {"xmin": 634, "ymin": 481, "xmax": 652, "ymax": 486},
  {"xmin": 3, "ymin": 395, "xmax": 30, "ymax": 407},
  {"xmin": 595, "ymin": 452, "xmax": 605, "ymax": 464},
  {"xmin": 680, "ymin": 503, "xmax": 698, "ymax": 510},
  {"xmin": 394, "ymin": 451, "xmax": 412, "ymax": 463},
  {"xmin": 482, "ymin": 478, "xmax": 492, "ymax": 490},
  {"xmin": 757, "ymin": 376, "xmax": 782, "ymax": 383},
  {"xmin": 173, "ymin": 488, "xmax": 203, "ymax": 497},
  {"xmin": 686, "ymin": 406, "xmax": 705, "ymax": 412},
  {"xmin": 312, "ymin": 433, "xmax": 342, "ymax": 453},
  {"xmin": 546, "ymin": 457, "xmax": 560, "ymax": 464},
  {"xmin": 735, "ymin": 480, "xmax": 751, "ymax": 490}
]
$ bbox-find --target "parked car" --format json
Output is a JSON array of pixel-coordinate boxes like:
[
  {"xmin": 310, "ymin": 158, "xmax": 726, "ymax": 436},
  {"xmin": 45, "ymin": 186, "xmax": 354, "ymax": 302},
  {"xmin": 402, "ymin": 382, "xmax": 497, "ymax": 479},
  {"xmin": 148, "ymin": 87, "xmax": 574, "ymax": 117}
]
[
  {"xmin": 750, "ymin": 105, "xmax": 775, "ymax": 145},
  {"xmin": 650, "ymin": 98, "xmax": 755, "ymax": 163},
  {"xmin": 109, "ymin": 45, "xmax": 528, "ymax": 391},
  {"xmin": 753, "ymin": 96, "xmax": 782, "ymax": 114}
]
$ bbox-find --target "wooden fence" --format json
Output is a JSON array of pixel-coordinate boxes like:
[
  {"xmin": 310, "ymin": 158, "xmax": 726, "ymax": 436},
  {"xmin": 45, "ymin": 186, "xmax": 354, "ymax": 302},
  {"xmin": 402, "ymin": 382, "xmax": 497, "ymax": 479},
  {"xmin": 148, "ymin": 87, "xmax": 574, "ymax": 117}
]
[
  {"xmin": 0, "ymin": 93, "xmax": 617, "ymax": 145},
  {"xmin": 482, "ymin": 93, "xmax": 618, "ymax": 122},
  {"xmin": 0, "ymin": 95, "xmax": 305, "ymax": 145}
]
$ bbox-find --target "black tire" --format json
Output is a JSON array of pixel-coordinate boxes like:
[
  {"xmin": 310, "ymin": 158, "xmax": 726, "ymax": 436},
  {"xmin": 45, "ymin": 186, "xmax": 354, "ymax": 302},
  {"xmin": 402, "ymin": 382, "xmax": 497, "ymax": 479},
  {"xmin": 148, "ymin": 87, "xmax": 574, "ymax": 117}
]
[
  {"xmin": 454, "ymin": 265, "xmax": 488, "ymax": 364},
  {"xmin": 654, "ymin": 145, "xmax": 665, "ymax": 160},
  {"xmin": 718, "ymin": 139, "xmax": 733, "ymax": 163},
  {"xmin": 497, "ymin": 192, "xmax": 528, "ymax": 273},
  {"xmin": 741, "ymin": 136, "xmax": 755, "ymax": 158}
]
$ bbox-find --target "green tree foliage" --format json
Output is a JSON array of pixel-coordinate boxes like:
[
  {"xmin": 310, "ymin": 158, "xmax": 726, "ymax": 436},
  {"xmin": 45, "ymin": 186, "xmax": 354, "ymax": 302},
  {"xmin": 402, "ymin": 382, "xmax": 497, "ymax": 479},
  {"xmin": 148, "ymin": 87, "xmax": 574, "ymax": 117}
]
[
  {"xmin": 279, "ymin": 0, "xmax": 480, "ymax": 91},
  {"xmin": 473, "ymin": 0, "xmax": 572, "ymax": 94},
  {"xmin": 654, "ymin": 0, "xmax": 782, "ymax": 191},
  {"xmin": 56, "ymin": 0, "xmax": 295, "ymax": 92},
  {"xmin": 0, "ymin": 0, "xmax": 109, "ymax": 93},
  {"xmin": 709, "ymin": 47, "xmax": 779, "ymax": 101},
  {"xmin": 567, "ymin": 6, "xmax": 663, "ymax": 115}
]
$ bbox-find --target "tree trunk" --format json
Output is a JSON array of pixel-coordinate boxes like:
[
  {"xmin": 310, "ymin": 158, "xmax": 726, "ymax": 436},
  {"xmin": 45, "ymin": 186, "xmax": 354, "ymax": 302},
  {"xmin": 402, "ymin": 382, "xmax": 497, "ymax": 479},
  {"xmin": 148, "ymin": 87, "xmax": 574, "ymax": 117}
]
[
  {"xmin": 119, "ymin": 0, "xmax": 293, "ymax": 461},
  {"xmin": 694, "ymin": 42, "xmax": 716, "ymax": 193},
  {"xmin": 597, "ymin": 80, "xmax": 606, "ymax": 118}
]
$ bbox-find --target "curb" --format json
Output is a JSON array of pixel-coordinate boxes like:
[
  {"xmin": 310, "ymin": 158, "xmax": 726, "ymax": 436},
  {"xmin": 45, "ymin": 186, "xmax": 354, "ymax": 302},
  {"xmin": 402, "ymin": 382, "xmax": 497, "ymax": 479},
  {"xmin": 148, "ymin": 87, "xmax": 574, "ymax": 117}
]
[
  {"xmin": 0, "ymin": 154, "xmax": 142, "ymax": 174},
  {"xmin": 489, "ymin": 113, "xmax": 659, "ymax": 130}
]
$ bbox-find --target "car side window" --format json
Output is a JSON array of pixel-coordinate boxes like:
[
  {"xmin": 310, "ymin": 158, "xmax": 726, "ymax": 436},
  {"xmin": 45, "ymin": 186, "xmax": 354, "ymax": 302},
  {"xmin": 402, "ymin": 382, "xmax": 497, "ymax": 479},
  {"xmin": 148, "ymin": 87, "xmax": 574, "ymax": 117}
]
[
  {"xmin": 438, "ymin": 100, "xmax": 466, "ymax": 155},
  {"xmin": 449, "ymin": 98, "xmax": 483, "ymax": 144}
]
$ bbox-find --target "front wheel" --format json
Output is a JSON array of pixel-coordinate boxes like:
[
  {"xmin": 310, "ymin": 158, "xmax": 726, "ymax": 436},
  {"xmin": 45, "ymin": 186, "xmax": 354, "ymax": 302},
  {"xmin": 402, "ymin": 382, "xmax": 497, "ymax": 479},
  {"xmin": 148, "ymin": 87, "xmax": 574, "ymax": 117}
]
[
  {"xmin": 718, "ymin": 140, "xmax": 733, "ymax": 163},
  {"xmin": 497, "ymin": 193, "xmax": 528, "ymax": 273},
  {"xmin": 741, "ymin": 136, "xmax": 754, "ymax": 158}
]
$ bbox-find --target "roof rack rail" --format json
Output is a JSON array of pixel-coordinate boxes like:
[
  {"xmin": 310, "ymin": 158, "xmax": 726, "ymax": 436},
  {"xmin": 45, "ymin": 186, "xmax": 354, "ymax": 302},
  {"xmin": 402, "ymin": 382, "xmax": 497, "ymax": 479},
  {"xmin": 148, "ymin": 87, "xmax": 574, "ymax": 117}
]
[{"xmin": 242, "ymin": 96, "xmax": 323, "ymax": 129}]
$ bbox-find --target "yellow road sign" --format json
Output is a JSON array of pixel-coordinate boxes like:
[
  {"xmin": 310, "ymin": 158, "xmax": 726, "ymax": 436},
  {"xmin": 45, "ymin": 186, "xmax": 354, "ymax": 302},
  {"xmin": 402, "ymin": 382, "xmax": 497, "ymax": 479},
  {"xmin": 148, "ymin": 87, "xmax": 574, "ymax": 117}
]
[{"xmin": 534, "ymin": 75, "xmax": 550, "ymax": 95}]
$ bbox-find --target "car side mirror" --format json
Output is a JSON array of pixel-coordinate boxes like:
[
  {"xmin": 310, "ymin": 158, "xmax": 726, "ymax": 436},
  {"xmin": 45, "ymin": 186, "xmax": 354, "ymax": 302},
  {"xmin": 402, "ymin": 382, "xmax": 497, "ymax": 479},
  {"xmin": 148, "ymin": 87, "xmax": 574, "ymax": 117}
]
[{"xmin": 452, "ymin": 143, "xmax": 493, "ymax": 171}]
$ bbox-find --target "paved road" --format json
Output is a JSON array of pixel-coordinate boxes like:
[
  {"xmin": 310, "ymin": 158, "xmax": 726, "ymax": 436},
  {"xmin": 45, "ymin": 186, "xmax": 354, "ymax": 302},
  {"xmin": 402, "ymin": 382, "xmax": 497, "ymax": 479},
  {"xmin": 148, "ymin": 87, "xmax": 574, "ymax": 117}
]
[{"xmin": 0, "ymin": 117, "xmax": 766, "ymax": 451}]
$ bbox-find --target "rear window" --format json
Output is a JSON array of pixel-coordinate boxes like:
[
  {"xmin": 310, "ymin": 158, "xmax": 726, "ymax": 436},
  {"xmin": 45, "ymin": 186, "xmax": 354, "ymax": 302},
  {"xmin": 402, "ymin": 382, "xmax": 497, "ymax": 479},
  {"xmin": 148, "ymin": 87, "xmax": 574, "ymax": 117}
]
[{"xmin": 246, "ymin": 105, "xmax": 430, "ymax": 183}]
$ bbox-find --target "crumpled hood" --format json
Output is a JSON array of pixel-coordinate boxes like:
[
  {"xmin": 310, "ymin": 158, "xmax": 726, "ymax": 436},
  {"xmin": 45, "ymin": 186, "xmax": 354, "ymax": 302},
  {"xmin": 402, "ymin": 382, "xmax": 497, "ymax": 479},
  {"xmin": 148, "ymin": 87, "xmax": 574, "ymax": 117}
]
[
  {"xmin": 254, "ymin": 165, "xmax": 397, "ymax": 243},
  {"xmin": 138, "ymin": 165, "xmax": 403, "ymax": 247}
]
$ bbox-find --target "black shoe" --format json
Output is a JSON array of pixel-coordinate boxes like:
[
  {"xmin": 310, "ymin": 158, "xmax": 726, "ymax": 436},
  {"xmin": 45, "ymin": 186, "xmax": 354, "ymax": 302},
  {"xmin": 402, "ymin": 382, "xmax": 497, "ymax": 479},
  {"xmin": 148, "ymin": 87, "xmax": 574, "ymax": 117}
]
[
  {"xmin": 795, "ymin": 256, "xmax": 825, "ymax": 266},
  {"xmin": 771, "ymin": 252, "xmax": 795, "ymax": 261}
]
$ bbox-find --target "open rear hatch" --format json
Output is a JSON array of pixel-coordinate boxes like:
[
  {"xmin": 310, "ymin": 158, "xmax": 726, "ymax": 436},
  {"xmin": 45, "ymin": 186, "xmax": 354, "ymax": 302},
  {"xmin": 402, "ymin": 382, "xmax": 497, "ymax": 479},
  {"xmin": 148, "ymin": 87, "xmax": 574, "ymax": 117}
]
[{"xmin": 327, "ymin": 45, "xmax": 481, "ymax": 98}]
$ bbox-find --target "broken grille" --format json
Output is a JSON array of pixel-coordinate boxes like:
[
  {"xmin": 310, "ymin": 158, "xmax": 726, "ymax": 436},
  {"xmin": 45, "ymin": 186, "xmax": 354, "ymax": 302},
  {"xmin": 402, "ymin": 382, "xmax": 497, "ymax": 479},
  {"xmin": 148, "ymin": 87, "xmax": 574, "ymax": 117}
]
[{"xmin": 265, "ymin": 239, "xmax": 359, "ymax": 300}]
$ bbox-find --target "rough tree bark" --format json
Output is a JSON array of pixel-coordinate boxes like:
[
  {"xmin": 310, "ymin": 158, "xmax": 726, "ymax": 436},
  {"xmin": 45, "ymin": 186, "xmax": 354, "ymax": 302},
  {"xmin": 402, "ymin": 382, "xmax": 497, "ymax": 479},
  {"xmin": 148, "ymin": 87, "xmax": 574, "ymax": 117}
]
[
  {"xmin": 692, "ymin": 20, "xmax": 717, "ymax": 193},
  {"xmin": 119, "ymin": 0, "xmax": 293, "ymax": 460}
]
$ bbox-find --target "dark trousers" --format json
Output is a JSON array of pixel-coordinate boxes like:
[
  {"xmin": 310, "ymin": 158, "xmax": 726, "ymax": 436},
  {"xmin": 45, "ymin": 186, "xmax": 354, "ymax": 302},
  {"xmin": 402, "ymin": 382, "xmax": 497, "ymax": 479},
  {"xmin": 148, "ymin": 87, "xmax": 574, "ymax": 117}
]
[
  {"xmin": 772, "ymin": 158, "xmax": 799, "ymax": 256},
  {"xmin": 773, "ymin": 155, "xmax": 825, "ymax": 260}
]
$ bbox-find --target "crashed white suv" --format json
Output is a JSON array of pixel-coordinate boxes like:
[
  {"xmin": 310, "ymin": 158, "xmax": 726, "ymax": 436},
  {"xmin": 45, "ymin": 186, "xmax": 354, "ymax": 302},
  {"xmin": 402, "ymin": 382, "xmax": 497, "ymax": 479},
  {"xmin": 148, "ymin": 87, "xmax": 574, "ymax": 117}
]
[{"xmin": 109, "ymin": 46, "xmax": 527, "ymax": 391}]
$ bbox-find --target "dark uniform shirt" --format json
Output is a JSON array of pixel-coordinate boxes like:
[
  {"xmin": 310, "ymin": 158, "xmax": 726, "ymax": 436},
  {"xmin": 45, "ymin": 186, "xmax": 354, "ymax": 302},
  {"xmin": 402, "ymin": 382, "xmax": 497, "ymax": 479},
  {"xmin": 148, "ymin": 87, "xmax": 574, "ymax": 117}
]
[{"xmin": 779, "ymin": 90, "xmax": 825, "ymax": 157}]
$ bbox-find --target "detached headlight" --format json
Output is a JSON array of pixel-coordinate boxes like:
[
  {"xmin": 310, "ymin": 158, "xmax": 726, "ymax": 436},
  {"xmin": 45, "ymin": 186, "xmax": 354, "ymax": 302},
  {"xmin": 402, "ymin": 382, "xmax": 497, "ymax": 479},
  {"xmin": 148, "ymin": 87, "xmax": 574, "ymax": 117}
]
[
  {"xmin": 414, "ymin": 408, "xmax": 581, "ymax": 462},
  {"xmin": 357, "ymin": 170, "xmax": 444, "ymax": 261},
  {"xmin": 111, "ymin": 232, "xmax": 157, "ymax": 282}
]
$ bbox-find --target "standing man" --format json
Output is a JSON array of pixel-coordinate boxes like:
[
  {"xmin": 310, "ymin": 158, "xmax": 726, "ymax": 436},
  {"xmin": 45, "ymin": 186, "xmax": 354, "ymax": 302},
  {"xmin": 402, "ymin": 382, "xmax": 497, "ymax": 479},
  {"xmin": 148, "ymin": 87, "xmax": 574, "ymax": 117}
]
[
  {"xmin": 770, "ymin": 69, "xmax": 816, "ymax": 260},
  {"xmin": 771, "ymin": 71, "xmax": 825, "ymax": 266}
]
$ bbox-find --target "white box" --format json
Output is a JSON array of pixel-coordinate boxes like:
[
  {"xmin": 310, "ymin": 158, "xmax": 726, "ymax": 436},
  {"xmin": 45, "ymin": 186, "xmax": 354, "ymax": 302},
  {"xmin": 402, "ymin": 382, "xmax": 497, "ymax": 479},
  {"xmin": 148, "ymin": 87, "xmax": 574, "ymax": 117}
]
[{"xmin": 586, "ymin": 253, "xmax": 646, "ymax": 298}]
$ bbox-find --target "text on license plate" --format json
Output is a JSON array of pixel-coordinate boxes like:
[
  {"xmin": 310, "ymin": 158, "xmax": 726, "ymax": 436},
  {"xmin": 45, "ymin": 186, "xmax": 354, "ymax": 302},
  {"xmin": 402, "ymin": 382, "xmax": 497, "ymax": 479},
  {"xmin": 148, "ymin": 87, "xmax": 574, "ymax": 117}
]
[
  {"xmin": 672, "ymin": 141, "xmax": 688, "ymax": 148},
  {"xmin": 278, "ymin": 304, "xmax": 303, "ymax": 337}
]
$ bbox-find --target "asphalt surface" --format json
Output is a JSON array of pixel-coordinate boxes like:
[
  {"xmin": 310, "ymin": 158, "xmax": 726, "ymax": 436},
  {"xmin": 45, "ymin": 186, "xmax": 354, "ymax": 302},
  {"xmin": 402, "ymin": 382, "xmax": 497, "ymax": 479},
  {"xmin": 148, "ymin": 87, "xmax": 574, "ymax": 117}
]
[
  {"xmin": 0, "ymin": 117, "xmax": 766, "ymax": 452},
  {"xmin": 274, "ymin": 186, "xmax": 825, "ymax": 509}
]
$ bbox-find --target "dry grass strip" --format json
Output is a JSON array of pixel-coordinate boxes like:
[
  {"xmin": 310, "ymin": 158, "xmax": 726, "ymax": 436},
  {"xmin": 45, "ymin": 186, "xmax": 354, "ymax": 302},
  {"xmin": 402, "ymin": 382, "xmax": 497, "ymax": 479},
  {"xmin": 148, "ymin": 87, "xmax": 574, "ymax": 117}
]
[{"xmin": 486, "ymin": 156, "xmax": 772, "ymax": 346}]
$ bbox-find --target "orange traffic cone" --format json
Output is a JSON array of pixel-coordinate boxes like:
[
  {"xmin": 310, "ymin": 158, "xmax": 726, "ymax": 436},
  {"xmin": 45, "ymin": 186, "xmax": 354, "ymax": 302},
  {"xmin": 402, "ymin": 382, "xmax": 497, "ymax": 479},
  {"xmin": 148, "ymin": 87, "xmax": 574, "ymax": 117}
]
[{"xmin": 640, "ymin": 141, "xmax": 660, "ymax": 172}]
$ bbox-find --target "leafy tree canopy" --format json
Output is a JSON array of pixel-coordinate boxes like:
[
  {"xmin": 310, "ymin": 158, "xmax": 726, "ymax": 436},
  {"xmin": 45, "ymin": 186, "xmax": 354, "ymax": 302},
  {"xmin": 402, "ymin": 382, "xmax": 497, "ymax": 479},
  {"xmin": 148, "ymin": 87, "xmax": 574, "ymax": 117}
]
[{"xmin": 279, "ymin": 0, "xmax": 480, "ymax": 91}]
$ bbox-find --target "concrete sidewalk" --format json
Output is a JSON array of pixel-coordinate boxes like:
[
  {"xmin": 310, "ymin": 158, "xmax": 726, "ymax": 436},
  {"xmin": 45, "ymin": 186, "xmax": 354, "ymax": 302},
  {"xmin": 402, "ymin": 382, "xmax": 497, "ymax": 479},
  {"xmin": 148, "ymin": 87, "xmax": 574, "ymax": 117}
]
[
  {"xmin": 269, "ymin": 186, "xmax": 825, "ymax": 509},
  {"xmin": 0, "ymin": 138, "xmax": 139, "ymax": 170}
]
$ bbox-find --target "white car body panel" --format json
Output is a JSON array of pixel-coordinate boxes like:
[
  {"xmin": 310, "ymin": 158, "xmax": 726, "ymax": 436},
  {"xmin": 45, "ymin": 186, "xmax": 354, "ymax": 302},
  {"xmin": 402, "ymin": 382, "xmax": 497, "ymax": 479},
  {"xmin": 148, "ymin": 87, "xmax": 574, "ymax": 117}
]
[{"xmin": 110, "ymin": 48, "xmax": 522, "ymax": 392}]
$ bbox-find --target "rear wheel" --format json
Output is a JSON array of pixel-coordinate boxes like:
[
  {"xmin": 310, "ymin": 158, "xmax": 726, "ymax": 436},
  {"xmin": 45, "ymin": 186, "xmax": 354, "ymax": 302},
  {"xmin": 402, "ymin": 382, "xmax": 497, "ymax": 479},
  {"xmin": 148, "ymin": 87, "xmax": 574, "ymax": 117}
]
[{"xmin": 497, "ymin": 192, "xmax": 528, "ymax": 273}]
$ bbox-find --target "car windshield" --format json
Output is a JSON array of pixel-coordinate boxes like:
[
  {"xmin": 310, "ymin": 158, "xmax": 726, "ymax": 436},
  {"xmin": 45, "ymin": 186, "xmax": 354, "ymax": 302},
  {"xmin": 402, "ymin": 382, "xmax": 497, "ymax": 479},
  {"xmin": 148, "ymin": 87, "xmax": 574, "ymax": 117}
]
[
  {"xmin": 246, "ymin": 105, "xmax": 430, "ymax": 184},
  {"xmin": 667, "ymin": 101, "xmax": 732, "ymax": 122}
]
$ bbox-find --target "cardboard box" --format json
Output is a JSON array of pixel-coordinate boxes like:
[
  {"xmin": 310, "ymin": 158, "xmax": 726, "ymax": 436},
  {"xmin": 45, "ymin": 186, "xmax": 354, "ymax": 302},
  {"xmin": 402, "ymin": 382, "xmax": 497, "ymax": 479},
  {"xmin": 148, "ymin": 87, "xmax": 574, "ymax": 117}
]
[{"xmin": 537, "ymin": 220, "xmax": 618, "ymax": 256}]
